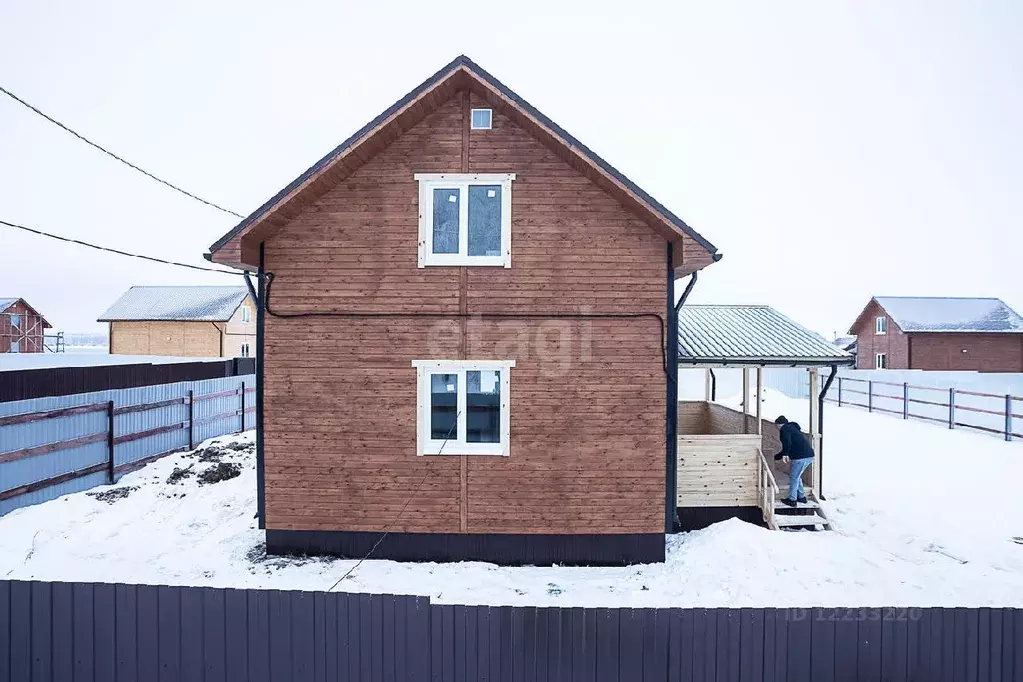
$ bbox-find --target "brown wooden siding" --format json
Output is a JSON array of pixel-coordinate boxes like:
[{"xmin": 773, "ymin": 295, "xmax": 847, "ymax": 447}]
[{"xmin": 261, "ymin": 91, "xmax": 667, "ymax": 535}]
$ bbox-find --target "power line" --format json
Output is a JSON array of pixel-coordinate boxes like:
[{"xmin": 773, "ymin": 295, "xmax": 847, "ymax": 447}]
[
  {"xmin": 0, "ymin": 85, "xmax": 244, "ymax": 219},
  {"xmin": 0, "ymin": 219, "xmax": 243, "ymax": 276}
]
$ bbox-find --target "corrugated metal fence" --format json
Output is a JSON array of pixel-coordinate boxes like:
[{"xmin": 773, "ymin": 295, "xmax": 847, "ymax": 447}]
[
  {"xmin": 0, "ymin": 375, "xmax": 255, "ymax": 515},
  {"xmin": 1, "ymin": 580, "xmax": 1020, "ymax": 681}
]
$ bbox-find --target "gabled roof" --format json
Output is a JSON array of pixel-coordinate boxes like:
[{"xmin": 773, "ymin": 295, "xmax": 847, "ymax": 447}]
[
  {"xmin": 851, "ymin": 297, "xmax": 1023, "ymax": 334},
  {"xmin": 208, "ymin": 55, "xmax": 719, "ymax": 274},
  {"xmin": 0, "ymin": 297, "xmax": 51, "ymax": 327},
  {"xmin": 678, "ymin": 305, "xmax": 854, "ymax": 366},
  {"xmin": 98, "ymin": 286, "xmax": 250, "ymax": 322}
]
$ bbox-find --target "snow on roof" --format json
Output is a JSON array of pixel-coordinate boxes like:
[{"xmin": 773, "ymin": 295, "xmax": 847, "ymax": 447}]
[
  {"xmin": 0, "ymin": 298, "xmax": 17, "ymax": 312},
  {"xmin": 875, "ymin": 297, "xmax": 1023, "ymax": 333},
  {"xmin": 98, "ymin": 286, "xmax": 249, "ymax": 322},
  {"xmin": 678, "ymin": 305, "xmax": 854, "ymax": 365}
]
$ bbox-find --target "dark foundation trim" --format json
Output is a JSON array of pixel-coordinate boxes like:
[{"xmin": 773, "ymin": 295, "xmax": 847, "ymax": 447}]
[
  {"xmin": 266, "ymin": 530, "xmax": 665, "ymax": 566},
  {"xmin": 677, "ymin": 506, "xmax": 765, "ymax": 532}
]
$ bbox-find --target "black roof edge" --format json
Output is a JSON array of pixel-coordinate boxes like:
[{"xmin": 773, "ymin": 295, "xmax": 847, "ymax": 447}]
[{"xmin": 209, "ymin": 55, "xmax": 719, "ymax": 259}]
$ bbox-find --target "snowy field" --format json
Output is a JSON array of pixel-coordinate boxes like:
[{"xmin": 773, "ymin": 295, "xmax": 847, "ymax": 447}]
[
  {"xmin": 0, "ymin": 351, "xmax": 220, "ymax": 371},
  {"xmin": 1, "ymin": 390, "xmax": 1021, "ymax": 607}
]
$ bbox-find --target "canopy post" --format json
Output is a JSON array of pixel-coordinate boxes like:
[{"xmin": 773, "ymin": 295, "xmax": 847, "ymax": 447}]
[
  {"xmin": 741, "ymin": 367, "xmax": 750, "ymax": 434},
  {"xmin": 808, "ymin": 367, "xmax": 821, "ymax": 494},
  {"xmin": 756, "ymin": 367, "xmax": 763, "ymax": 435},
  {"xmin": 704, "ymin": 368, "xmax": 712, "ymax": 401}
]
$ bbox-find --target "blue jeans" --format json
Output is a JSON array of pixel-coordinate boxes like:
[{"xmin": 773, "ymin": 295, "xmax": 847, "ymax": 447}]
[{"xmin": 788, "ymin": 457, "xmax": 812, "ymax": 501}]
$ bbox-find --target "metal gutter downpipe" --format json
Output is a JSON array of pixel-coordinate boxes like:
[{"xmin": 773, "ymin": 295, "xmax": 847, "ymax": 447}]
[
  {"xmin": 817, "ymin": 364, "xmax": 839, "ymax": 501},
  {"xmin": 667, "ymin": 268, "xmax": 698, "ymax": 534}
]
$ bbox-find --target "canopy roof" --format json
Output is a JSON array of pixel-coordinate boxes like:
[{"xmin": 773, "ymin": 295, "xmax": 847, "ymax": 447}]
[{"xmin": 678, "ymin": 305, "xmax": 854, "ymax": 367}]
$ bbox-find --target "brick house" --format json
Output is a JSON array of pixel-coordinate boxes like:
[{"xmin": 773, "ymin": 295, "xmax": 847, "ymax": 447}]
[
  {"xmin": 0, "ymin": 298, "xmax": 51, "ymax": 353},
  {"xmin": 849, "ymin": 297, "xmax": 1023, "ymax": 372},
  {"xmin": 206, "ymin": 55, "xmax": 722, "ymax": 565}
]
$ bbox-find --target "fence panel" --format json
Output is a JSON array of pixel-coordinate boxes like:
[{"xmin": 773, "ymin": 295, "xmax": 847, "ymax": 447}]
[
  {"xmin": 3, "ymin": 581, "xmax": 1019, "ymax": 682},
  {"xmin": 0, "ymin": 374, "xmax": 254, "ymax": 515}
]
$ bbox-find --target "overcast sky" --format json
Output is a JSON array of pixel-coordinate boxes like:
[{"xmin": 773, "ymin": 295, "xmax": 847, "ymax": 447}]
[{"xmin": 1, "ymin": 0, "xmax": 1020, "ymax": 336}]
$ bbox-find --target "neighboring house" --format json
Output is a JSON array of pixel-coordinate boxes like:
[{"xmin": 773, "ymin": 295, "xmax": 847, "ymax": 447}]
[
  {"xmin": 0, "ymin": 298, "xmax": 51, "ymax": 353},
  {"xmin": 849, "ymin": 297, "xmax": 1023, "ymax": 371},
  {"xmin": 98, "ymin": 286, "xmax": 256, "ymax": 358},
  {"xmin": 207, "ymin": 55, "xmax": 721, "ymax": 565}
]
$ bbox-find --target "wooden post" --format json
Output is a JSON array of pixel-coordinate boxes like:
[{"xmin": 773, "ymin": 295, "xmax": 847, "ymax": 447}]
[
  {"xmin": 704, "ymin": 369, "xmax": 712, "ymax": 401},
  {"xmin": 755, "ymin": 367, "xmax": 763, "ymax": 435},
  {"xmin": 1007, "ymin": 395, "xmax": 1013, "ymax": 442},
  {"xmin": 106, "ymin": 400, "xmax": 115, "ymax": 483},
  {"xmin": 240, "ymin": 381, "xmax": 246, "ymax": 433},
  {"xmin": 187, "ymin": 389, "xmax": 194, "ymax": 450},
  {"xmin": 808, "ymin": 368, "xmax": 820, "ymax": 495},
  {"xmin": 948, "ymin": 388, "xmax": 955, "ymax": 429},
  {"xmin": 868, "ymin": 381, "xmax": 873, "ymax": 412},
  {"xmin": 741, "ymin": 367, "xmax": 750, "ymax": 434},
  {"xmin": 903, "ymin": 383, "xmax": 909, "ymax": 419},
  {"xmin": 837, "ymin": 377, "xmax": 843, "ymax": 407}
]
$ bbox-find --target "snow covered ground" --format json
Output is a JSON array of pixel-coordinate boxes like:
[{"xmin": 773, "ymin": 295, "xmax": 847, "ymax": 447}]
[
  {"xmin": 0, "ymin": 352, "xmax": 220, "ymax": 371},
  {"xmin": 1, "ymin": 391, "xmax": 1021, "ymax": 607}
]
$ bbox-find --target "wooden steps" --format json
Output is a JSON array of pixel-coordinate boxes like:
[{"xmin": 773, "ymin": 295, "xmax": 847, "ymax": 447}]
[
  {"xmin": 775, "ymin": 513, "xmax": 829, "ymax": 528},
  {"xmin": 773, "ymin": 500, "xmax": 818, "ymax": 511}
]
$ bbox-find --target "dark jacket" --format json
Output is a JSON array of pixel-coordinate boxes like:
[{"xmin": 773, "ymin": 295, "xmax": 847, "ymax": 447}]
[{"xmin": 774, "ymin": 422, "xmax": 814, "ymax": 461}]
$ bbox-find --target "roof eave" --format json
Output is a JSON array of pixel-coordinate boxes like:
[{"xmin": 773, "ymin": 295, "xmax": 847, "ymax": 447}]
[{"xmin": 677, "ymin": 356, "xmax": 856, "ymax": 367}]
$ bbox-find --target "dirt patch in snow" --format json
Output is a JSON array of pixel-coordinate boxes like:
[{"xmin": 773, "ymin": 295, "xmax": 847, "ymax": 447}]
[
  {"xmin": 87, "ymin": 487, "xmax": 138, "ymax": 504},
  {"xmin": 198, "ymin": 462, "xmax": 241, "ymax": 485},
  {"xmin": 166, "ymin": 466, "xmax": 194, "ymax": 485},
  {"xmin": 189, "ymin": 440, "xmax": 255, "ymax": 463}
]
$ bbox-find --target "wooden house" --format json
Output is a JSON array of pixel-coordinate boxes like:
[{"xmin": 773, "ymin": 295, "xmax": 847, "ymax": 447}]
[
  {"xmin": 849, "ymin": 297, "xmax": 1023, "ymax": 372},
  {"xmin": 99, "ymin": 286, "xmax": 256, "ymax": 358},
  {"xmin": 207, "ymin": 55, "xmax": 725, "ymax": 565},
  {"xmin": 0, "ymin": 298, "xmax": 51, "ymax": 353}
]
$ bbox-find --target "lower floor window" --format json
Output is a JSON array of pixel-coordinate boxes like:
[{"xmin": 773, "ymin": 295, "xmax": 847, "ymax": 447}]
[
  {"xmin": 413, "ymin": 359, "xmax": 514, "ymax": 456},
  {"xmin": 240, "ymin": 343, "xmax": 251, "ymax": 357},
  {"xmin": 875, "ymin": 353, "xmax": 887, "ymax": 369}
]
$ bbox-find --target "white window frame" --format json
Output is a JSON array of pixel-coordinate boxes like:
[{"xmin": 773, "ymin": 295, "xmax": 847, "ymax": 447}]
[
  {"xmin": 875, "ymin": 353, "xmax": 887, "ymax": 369},
  {"xmin": 415, "ymin": 173, "xmax": 515, "ymax": 268},
  {"xmin": 470, "ymin": 108, "xmax": 492, "ymax": 130},
  {"xmin": 412, "ymin": 359, "xmax": 514, "ymax": 457},
  {"xmin": 240, "ymin": 306, "xmax": 251, "ymax": 323},
  {"xmin": 240, "ymin": 343, "xmax": 250, "ymax": 358},
  {"xmin": 875, "ymin": 316, "xmax": 887, "ymax": 335}
]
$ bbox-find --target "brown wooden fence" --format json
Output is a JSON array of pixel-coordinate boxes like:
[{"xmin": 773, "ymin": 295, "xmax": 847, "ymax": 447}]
[
  {"xmin": 831, "ymin": 376, "xmax": 1022, "ymax": 441},
  {"xmin": 1, "ymin": 580, "xmax": 1020, "ymax": 681}
]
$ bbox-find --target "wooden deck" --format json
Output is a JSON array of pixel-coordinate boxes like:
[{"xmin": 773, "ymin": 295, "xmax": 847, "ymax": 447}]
[{"xmin": 677, "ymin": 401, "xmax": 829, "ymax": 530}]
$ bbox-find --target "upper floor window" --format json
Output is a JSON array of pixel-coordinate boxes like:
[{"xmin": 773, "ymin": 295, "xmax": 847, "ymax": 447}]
[
  {"xmin": 875, "ymin": 353, "xmax": 887, "ymax": 369},
  {"xmin": 9, "ymin": 314, "xmax": 20, "ymax": 328},
  {"xmin": 416, "ymin": 173, "xmax": 514, "ymax": 268},
  {"xmin": 875, "ymin": 316, "xmax": 887, "ymax": 334},
  {"xmin": 240, "ymin": 343, "xmax": 251, "ymax": 357},
  {"xmin": 240, "ymin": 306, "xmax": 251, "ymax": 323},
  {"xmin": 470, "ymin": 108, "xmax": 492, "ymax": 130}
]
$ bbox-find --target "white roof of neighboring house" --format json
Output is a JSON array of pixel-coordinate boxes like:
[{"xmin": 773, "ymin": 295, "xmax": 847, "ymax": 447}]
[
  {"xmin": 678, "ymin": 305, "xmax": 854, "ymax": 366},
  {"xmin": 98, "ymin": 286, "xmax": 249, "ymax": 322},
  {"xmin": 873, "ymin": 297, "xmax": 1023, "ymax": 333}
]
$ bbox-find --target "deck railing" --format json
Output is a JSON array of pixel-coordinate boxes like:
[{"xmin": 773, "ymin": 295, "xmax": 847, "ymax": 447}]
[
  {"xmin": 831, "ymin": 377, "xmax": 1021, "ymax": 441},
  {"xmin": 756, "ymin": 448, "xmax": 779, "ymax": 530}
]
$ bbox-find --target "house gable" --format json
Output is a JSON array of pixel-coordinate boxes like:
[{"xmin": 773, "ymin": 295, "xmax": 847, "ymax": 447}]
[{"xmin": 209, "ymin": 56, "xmax": 718, "ymax": 275}]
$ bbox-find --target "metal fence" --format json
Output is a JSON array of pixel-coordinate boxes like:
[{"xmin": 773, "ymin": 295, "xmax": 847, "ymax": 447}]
[
  {"xmin": 0, "ymin": 375, "xmax": 255, "ymax": 515},
  {"xmin": 1, "ymin": 580, "xmax": 1020, "ymax": 681},
  {"xmin": 831, "ymin": 377, "xmax": 1021, "ymax": 441},
  {"xmin": 0, "ymin": 357, "xmax": 255, "ymax": 402}
]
